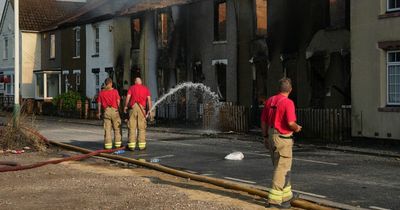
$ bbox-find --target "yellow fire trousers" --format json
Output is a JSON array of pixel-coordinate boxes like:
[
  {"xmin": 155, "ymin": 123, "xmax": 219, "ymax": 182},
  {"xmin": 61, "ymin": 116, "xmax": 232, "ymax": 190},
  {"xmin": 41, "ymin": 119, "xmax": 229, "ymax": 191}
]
[
  {"xmin": 128, "ymin": 103, "xmax": 147, "ymax": 150},
  {"xmin": 267, "ymin": 128, "xmax": 294, "ymax": 205},
  {"xmin": 103, "ymin": 107, "xmax": 122, "ymax": 149}
]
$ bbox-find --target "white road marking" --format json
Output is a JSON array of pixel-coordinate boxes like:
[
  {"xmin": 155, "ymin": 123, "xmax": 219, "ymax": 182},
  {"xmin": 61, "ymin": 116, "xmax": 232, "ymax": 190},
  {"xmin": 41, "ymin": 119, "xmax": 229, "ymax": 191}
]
[
  {"xmin": 151, "ymin": 155, "xmax": 175, "ymax": 159},
  {"xmin": 247, "ymin": 152, "xmax": 339, "ymax": 166},
  {"xmin": 292, "ymin": 190, "xmax": 327, "ymax": 199},
  {"xmin": 224, "ymin": 177, "xmax": 257, "ymax": 184},
  {"xmin": 369, "ymin": 206, "xmax": 391, "ymax": 210}
]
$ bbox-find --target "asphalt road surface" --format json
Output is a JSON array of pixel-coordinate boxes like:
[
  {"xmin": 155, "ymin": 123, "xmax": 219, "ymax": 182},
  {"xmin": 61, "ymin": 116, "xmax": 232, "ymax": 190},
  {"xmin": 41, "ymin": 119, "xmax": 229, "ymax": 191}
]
[{"xmin": 36, "ymin": 120, "xmax": 400, "ymax": 210}]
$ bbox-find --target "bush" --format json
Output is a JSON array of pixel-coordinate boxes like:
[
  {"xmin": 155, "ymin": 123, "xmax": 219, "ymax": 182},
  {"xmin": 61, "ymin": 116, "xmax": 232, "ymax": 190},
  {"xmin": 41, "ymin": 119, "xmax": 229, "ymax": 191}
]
[{"xmin": 52, "ymin": 91, "xmax": 82, "ymax": 111}]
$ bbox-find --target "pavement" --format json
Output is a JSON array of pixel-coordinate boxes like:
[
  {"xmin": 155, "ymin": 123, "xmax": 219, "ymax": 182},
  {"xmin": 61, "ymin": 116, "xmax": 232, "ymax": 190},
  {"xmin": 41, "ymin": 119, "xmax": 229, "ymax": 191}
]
[{"xmin": 7, "ymin": 115, "xmax": 400, "ymax": 210}]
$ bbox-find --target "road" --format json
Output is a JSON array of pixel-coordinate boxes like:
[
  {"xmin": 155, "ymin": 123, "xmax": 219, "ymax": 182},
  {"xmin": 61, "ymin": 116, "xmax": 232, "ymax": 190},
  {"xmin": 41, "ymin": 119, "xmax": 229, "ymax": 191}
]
[{"xmin": 36, "ymin": 120, "xmax": 400, "ymax": 210}]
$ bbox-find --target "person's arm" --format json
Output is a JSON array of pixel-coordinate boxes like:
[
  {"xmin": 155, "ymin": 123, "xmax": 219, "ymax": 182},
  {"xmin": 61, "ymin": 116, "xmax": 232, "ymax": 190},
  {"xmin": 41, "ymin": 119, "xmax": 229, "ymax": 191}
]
[
  {"xmin": 97, "ymin": 95, "xmax": 102, "ymax": 119},
  {"xmin": 286, "ymin": 101, "xmax": 302, "ymax": 133},
  {"xmin": 124, "ymin": 94, "xmax": 131, "ymax": 113},
  {"xmin": 146, "ymin": 96, "xmax": 152, "ymax": 118},
  {"xmin": 260, "ymin": 106, "xmax": 270, "ymax": 150}
]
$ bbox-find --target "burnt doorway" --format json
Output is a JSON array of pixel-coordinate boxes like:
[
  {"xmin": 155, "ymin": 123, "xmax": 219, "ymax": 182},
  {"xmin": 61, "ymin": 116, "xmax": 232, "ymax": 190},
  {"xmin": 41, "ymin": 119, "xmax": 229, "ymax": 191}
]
[{"xmin": 215, "ymin": 63, "xmax": 227, "ymax": 101}]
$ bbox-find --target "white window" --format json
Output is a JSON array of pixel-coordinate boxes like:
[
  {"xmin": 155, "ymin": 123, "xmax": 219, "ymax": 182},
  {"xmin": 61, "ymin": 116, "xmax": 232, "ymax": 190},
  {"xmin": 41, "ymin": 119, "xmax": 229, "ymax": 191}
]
[
  {"xmin": 74, "ymin": 27, "xmax": 81, "ymax": 58},
  {"xmin": 387, "ymin": 51, "xmax": 400, "ymax": 105},
  {"xmin": 3, "ymin": 37, "xmax": 8, "ymax": 60},
  {"xmin": 35, "ymin": 72, "xmax": 61, "ymax": 99},
  {"xmin": 50, "ymin": 34, "xmax": 56, "ymax": 59},
  {"xmin": 73, "ymin": 70, "xmax": 81, "ymax": 91},
  {"xmin": 388, "ymin": 0, "xmax": 400, "ymax": 12},
  {"xmin": 94, "ymin": 25, "xmax": 100, "ymax": 55}
]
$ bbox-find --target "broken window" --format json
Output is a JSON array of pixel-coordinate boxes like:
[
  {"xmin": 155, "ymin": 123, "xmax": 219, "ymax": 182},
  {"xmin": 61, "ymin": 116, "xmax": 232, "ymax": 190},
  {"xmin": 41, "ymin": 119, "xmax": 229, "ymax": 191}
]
[
  {"xmin": 388, "ymin": 0, "xmax": 400, "ymax": 12},
  {"xmin": 387, "ymin": 51, "xmax": 400, "ymax": 105},
  {"xmin": 329, "ymin": 0, "xmax": 349, "ymax": 28},
  {"xmin": 215, "ymin": 63, "xmax": 227, "ymax": 101},
  {"xmin": 255, "ymin": 0, "xmax": 267, "ymax": 36},
  {"xmin": 158, "ymin": 12, "xmax": 169, "ymax": 48},
  {"xmin": 214, "ymin": 1, "xmax": 227, "ymax": 41},
  {"xmin": 132, "ymin": 18, "xmax": 141, "ymax": 49}
]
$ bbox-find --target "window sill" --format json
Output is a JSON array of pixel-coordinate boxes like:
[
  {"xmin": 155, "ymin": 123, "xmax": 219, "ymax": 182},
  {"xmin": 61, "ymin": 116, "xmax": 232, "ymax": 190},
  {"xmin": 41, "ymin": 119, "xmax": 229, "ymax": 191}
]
[
  {"xmin": 378, "ymin": 11, "xmax": 400, "ymax": 19},
  {"xmin": 213, "ymin": 40, "xmax": 227, "ymax": 45},
  {"xmin": 73, "ymin": 56, "xmax": 80, "ymax": 59},
  {"xmin": 92, "ymin": 54, "xmax": 99, "ymax": 58},
  {"xmin": 378, "ymin": 107, "xmax": 400, "ymax": 112}
]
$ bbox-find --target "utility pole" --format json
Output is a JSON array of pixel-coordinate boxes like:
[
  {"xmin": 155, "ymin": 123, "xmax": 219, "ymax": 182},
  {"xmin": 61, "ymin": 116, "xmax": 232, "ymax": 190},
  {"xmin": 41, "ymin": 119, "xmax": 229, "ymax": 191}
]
[{"xmin": 13, "ymin": 0, "xmax": 20, "ymax": 127}]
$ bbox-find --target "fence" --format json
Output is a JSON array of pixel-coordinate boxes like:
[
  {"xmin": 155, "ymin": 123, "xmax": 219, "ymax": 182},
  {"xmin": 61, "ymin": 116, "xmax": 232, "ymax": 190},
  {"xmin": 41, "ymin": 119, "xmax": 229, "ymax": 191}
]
[
  {"xmin": 296, "ymin": 108, "xmax": 352, "ymax": 142},
  {"xmin": 203, "ymin": 103, "xmax": 249, "ymax": 133}
]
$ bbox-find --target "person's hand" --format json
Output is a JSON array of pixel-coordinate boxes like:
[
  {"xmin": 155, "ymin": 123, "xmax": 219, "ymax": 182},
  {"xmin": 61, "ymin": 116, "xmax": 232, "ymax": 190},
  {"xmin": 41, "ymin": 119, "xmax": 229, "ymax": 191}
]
[
  {"xmin": 124, "ymin": 106, "xmax": 128, "ymax": 113},
  {"xmin": 96, "ymin": 113, "xmax": 101, "ymax": 120},
  {"xmin": 145, "ymin": 112, "xmax": 150, "ymax": 119},
  {"xmin": 296, "ymin": 125, "xmax": 302, "ymax": 133}
]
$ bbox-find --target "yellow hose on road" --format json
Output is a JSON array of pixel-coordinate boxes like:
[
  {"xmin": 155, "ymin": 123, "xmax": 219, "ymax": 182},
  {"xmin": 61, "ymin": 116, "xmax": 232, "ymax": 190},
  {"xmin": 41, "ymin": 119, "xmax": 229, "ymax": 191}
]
[{"xmin": 48, "ymin": 140, "xmax": 337, "ymax": 210}]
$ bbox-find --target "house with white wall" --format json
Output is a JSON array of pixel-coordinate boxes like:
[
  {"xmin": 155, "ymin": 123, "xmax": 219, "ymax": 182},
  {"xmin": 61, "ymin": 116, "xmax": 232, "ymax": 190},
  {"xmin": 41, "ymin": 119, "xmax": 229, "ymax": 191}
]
[{"xmin": 0, "ymin": 0, "xmax": 83, "ymax": 107}]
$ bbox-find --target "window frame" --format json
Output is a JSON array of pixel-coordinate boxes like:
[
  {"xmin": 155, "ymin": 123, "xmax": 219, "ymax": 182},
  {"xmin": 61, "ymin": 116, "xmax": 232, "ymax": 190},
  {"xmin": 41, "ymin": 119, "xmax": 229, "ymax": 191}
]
[
  {"xmin": 73, "ymin": 70, "xmax": 81, "ymax": 91},
  {"xmin": 387, "ymin": 50, "xmax": 400, "ymax": 106},
  {"xmin": 387, "ymin": 0, "xmax": 400, "ymax": 12},
  {"xmin": 50, "ymin": 34, "xmax": 56, "ymax": 59},
  {"xmin": 73, "ymin": 27, "xmax": 81, "ymax": 58},
  {"xmin": 131, "ymin": 17, "xmax": 142, "ymax": 50},
  {"xmin": 34, "ymin": 71, "xmax": 61, "ymax": 100},
  {"xmin": 4, "ymin": 74, "xmax": 14, "ymax": 96}
]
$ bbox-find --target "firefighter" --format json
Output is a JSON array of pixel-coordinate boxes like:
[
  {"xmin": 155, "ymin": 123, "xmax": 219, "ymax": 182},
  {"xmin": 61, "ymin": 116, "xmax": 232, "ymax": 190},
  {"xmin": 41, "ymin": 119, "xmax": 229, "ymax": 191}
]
[
  {"xmin": 261, "ymin": 78, "xmax": 302, "ymax": 208},
  {"xmin": 124, "ymin": 77, "xmax": 152, "ymax": 151},
  {"xmin": 97, "ymin": 78, "xmax": 122, "ymax": 149}
]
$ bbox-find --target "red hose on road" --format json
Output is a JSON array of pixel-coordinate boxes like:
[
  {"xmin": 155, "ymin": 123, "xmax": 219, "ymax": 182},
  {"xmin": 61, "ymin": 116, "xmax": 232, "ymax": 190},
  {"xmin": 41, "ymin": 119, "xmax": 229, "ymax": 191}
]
[{"xmin": 0, "ymin": 126, "xmax": 124, "ymax": 173}]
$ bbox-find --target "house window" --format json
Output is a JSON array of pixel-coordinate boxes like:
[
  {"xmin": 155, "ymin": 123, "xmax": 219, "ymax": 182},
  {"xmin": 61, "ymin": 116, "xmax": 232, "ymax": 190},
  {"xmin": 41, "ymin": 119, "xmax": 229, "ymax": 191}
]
[
  {"xmin": 4, "ymin": 74, "xmax": 14, "ymax": 95},
  {"xmin": 3, "ymin": 37, "xmax": 9, "ymax": 60},
  {"xmin": 387, "ymin": 51, "xmax": 400, "ymax": 105},
  {"xmin": 62, "ymin": 70, "xmax": 69, "ymax": 93},
  {"xmin": 35, "ymin": 72, "xmax": 61, "ymax": 99},
  {"xmin": 94, "ymin": 25, "xmax": 100, "ymax": 55},
  {"xmin": 74, "ymin": 70, "xmax": 81, "ymax": 91},
  {"xmin": 158, "ymin": 13, "xmax": 169, "ymax": 48},
  {"xmin": 95, "ymin": 73, "xmax": 100, "ymax": 94},
  {"xmin": 50, "ymin": 34, "xmax": 56, "ymax": 59},
  {"xmin": 388, "ymin": 0, "xmax": 400, "ymax": 12},
  {"xmin": 132, "ymin": 18, "xmax": 141, "ymax": 49},
  {"xmin": 255, "ymin": 0, "xmax": 267, "ymax": 36},
  {"xmin": 212, "ymin": 61, "xmax": 227, "ymax": 101},
  {"xmin": 214, "ymin": 1, "xmax": 227, "ymax": 41},
  {"xmin": 74, "ymin": 27, "xmax": 81, "ymax": 57}
]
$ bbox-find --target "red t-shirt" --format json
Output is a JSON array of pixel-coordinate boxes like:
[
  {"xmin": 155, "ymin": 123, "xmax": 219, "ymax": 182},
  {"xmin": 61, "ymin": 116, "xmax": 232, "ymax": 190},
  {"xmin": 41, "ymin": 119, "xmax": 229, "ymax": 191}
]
[
  {"xmin": 127, "ymin": 84, "xmax": 151, "ymax": 107},
  {"xmin": 97, "ymin": 89, "xmax": 120, "ymax": 110},
  {"xmin": 261, "ymin": 94, "xmax": 297, "ymax": 135}
]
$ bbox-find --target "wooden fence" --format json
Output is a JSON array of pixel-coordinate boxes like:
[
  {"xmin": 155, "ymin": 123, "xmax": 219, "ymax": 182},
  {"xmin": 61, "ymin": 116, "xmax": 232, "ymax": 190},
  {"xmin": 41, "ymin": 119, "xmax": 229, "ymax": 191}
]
[
  {"xmin": 296, "ymin": 108, "xmax": 352, "ymax": 142},
  {"xmin": 203, "ymin": 103, "xmax": 249, "ymax": 133}
]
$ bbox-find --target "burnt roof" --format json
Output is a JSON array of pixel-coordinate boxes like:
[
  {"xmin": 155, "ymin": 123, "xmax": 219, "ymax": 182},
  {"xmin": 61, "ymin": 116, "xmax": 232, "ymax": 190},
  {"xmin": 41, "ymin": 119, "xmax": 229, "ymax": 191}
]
[
  {"xmin": 120, "ymin": 0, "xmax": 201, "ymax": 15},
  {"xmin": 18, "ymin": 0, "xmax": 85, "ymax": 31}
]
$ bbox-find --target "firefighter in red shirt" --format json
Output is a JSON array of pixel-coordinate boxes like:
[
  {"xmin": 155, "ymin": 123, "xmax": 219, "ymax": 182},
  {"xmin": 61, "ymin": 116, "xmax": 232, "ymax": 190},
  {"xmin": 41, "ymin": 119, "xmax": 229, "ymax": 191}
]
[
  {"xmin": 124, "ymin": 77, "xmax": 152, "ymax": 151},
  {"xmin": 261, "ymin": 78, "xmax": 302, "ymax": 208},
  {"xmin": 97, "ymin": 78, "xmax": 122, "ymax": 149}
]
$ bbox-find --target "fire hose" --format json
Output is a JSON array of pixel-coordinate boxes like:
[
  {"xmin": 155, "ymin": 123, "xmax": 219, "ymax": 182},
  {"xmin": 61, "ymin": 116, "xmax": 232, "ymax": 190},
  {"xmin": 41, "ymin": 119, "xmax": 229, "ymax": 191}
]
[{"xmin": 0, "ymin": 126, "xmax": 336, "ymax": 210}]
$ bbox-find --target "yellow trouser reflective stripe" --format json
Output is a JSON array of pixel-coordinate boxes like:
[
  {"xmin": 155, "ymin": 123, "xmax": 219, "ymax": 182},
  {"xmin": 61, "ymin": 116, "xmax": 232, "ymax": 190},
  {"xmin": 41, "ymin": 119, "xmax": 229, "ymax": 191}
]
[
  {"xmin": 115, "ymin": 142, "xmax": 122, "ymax": 147},
  {"xmin": 138, "ymin": 142, "xmax": 146, "ymax": 149},
  {"xmin": 104, "ymin": 143, "xmax": 112, "ymax": 149},
  {"xmin": 128, "ymin": 143, "xmax": 136, "ymax": 148},
  {"xmin": 283, "ymin": 186, "xmax": 293, "ymax": 199},
  {"xmin": 268, "ymin": 189, "xmax": 283, "ymax": 201}
]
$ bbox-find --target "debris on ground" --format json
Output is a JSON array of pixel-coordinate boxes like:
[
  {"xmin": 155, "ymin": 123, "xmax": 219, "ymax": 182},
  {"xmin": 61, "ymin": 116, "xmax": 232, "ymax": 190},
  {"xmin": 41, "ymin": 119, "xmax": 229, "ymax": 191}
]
[{"xmin": 224, "ymin": 152, "xmax": 244, "ymax": 160}]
